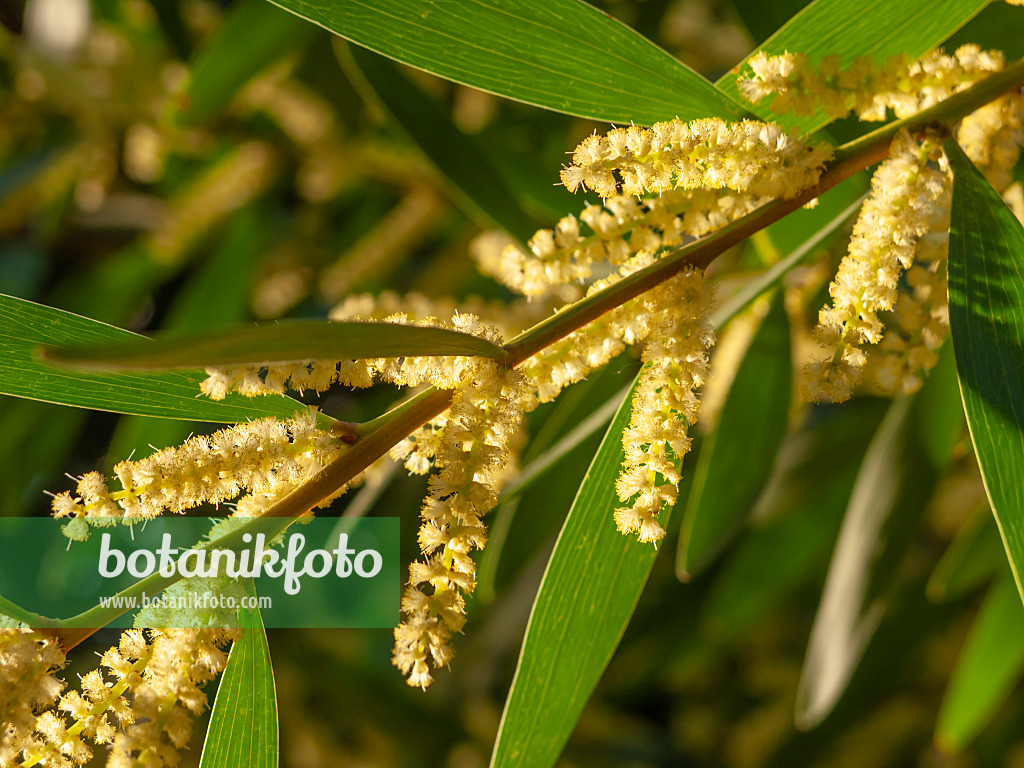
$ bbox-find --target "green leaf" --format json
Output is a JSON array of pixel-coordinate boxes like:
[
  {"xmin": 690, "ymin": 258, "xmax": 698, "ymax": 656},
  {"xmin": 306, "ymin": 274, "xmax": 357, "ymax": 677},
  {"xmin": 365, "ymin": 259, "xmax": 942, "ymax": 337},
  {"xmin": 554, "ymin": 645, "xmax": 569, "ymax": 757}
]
[
  {"xmin": 107, "ymin": 206, "xmax": 269, "ymax": 466},
  {"xmin": 176, "ymin": 0, "xmax": 317, "ymax": 126},
  {"xmin": 716, "ymin": 0, "xmax": 989, "ymax": 135},
  {"xmin": 268, "ymin": 0, "xmax": 752, "ymax": 126},
  {"xmin": 677, "ymin": 292, "xmax": 791, "ymax": 578},
  {"xmin": 927, "ymin": 505, "xmax": 1003, "ymax": 603},
  {"xmin": 0, "ymin": 294, "xmax": 306, "ymax": 422},
  {"xmin": 339, "ymin": 43, "xmax": 540, "ymax": 243},
  {"xmin": 936, "ymin": 575, "xmax": 1024, "ymax": 752},
  {"xmin": 41, "ymin": 319, "xmax": 508, "ymax": 369},
  {"xmin": 729, "ymin": 0, "xmax": 811, "ymax": 45},
  {"xmin": 947, "ymin": 140, "xmax": 1024, "ymax": 603},
  {"xmin": 797, "ymin": 397, "xmax": 920, "ymax": 728},
  {"xmin": 492, "ymin": 375, "xmax": 664, "ymax": 768},
  {"xmin": 795, "ymin": 350, "xmax": 960, "ymax": 728},
  {"xmin": 701, "ymin": 397, "xmax": 888, "ymax": 641},
  {"xmin": 199, "ymin": 604, "xmax": 278, "ymax": 768}
]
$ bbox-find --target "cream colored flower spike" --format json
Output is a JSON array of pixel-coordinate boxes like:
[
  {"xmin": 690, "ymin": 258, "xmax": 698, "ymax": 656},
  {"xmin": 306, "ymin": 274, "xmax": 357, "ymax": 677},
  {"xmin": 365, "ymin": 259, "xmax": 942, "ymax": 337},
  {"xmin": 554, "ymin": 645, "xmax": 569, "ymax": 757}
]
[
  {"xmin": 560, "ymin": 117, "xmax": 830, "ymax": 201},
  {"xmin": 615, "ymin": 268, "xmax": 715, "ymax": 545}
]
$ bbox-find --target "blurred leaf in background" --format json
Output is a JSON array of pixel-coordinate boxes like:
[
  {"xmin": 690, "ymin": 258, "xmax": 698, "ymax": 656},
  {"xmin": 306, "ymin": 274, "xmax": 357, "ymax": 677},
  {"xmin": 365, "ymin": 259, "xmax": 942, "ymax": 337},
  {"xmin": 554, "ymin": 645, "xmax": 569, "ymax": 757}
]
[{"xmin": 4, "ymin": 0, "xmax": 1024, "ymax": 767}]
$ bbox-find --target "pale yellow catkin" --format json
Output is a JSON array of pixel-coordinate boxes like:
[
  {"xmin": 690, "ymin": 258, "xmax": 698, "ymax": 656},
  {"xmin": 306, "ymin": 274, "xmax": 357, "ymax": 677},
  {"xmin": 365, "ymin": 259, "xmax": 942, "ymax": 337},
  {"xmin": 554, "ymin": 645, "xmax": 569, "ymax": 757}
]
[
  {"xmin": 559, "ymin": 117, "xmax": 831, "ymax": 200},
  {"xmin": 50, "ymin": 411, "xmax": 343, "ymax": 529},
  {"xmin": 804, "ymin": 129, "xmax": 949, "ymax": 403},
  {"xmin": 392, "ymin": 358, "xmax": 525, "ymax": 688},
  {"xmin": 614, "ymin": 269, "xmax": 715, "ymax": 544},
  {"xmin": 738, "ymin": 45, "xmax": 1006, "ymax": 121}
]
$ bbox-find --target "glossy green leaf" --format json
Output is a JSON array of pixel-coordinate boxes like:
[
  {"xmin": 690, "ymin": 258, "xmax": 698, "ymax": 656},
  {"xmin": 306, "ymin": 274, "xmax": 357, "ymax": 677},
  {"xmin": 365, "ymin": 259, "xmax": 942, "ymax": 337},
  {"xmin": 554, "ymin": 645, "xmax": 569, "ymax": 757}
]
[
  {"xmin": 947, "ymin": 141, "xmax": 1024, "ymax": 602},
  {"xmin": 492, "ymin": 375, "xmax": 664, "ymax": 768},
  {"xmin": 936, "ymin": 576, "xmax": 1024, "ymax": 752},
  {"xmin": 269, "ymin": 0, "xmax": 751, "ymax": 126},
  {"xmin": 199, "ymin": 604, "xmax": 278, "ymax": 768},
  {"xmin": 716, "ymin": 0, "xmax": 989, "ymax": 135},
  {"xmin": 0, "ymin": 294, "xmax": 307, "ymax": 422},
  {"xmin": 176, "ymin": 0, "xmax": 317, "ymax": 126},
  {"xmin": 42, "ymin": 319, "xmax": 507, "ymax": 369},
  {"xmin": 678, "ymin": 292, "xmax": 791, "ymax": 578},
  {"xmin": 340, "ymin": 43, "xmax": 539, "ymax": 243}
]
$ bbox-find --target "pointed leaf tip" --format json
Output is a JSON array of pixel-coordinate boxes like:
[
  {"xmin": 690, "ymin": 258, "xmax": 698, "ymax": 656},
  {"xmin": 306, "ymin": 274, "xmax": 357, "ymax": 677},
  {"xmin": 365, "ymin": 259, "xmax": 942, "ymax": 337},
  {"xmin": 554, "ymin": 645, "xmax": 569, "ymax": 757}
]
[{"xmin": 40, "ymin": 320, "xmax": 508, "ymax": 370}]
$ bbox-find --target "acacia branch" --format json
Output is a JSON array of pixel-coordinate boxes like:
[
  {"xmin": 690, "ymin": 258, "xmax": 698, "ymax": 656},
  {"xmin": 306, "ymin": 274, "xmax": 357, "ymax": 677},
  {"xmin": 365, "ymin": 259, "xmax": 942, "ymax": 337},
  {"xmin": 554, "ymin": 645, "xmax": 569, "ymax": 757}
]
[{"xmin": 38, "ymin": 57, "xmax": 1024, "ymax": 652}]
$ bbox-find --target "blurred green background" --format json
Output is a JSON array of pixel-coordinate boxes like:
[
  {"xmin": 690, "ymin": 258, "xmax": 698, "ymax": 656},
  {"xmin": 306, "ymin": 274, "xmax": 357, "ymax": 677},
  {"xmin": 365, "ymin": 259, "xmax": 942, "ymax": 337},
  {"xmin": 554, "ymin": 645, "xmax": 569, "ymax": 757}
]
[{"xmin": 3, "ymin": 0, "xmax": 1024, "ymax": 765}]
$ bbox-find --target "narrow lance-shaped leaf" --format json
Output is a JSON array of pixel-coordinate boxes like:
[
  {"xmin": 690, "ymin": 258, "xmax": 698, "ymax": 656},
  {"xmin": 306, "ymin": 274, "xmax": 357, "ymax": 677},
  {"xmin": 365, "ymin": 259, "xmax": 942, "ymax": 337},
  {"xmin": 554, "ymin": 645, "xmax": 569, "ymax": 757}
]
[
  {"xmin": 701, "ymin": 398, "xmax": 890, "ymax": 641},
  {"xmin": 946, "ymin": 140, "xmax": 1024, "ymax": 601},
  {"xmin": 41, "ymin": 319, "xmax": 508, "ymax": 370},
  {"xmin": 199, "ymin": 603, "xmax": 278, "ymax": 768},
  {"xmin": 677, "ymin": 291, "xmax": 792, "ymax": 578},
  {"xmin": 796, "ymin": 397, "xmax": 919, "ymax": 728},
  {"xmin": 926, "ymin": 504, "xmax": 1003, "ymax": 603},
  {"xmin": 717, "ymin": 0, "xmax": 989, "ymax": 135},
  {"xmin": 491, "ymin": 375, "xmax": 664, "ymax": 768},
  {"xmin": 795, "ymin": 343, "xmax": 961, "ymax": 729},
  {"xmin": 268, "ymin": 0, "xmax": 752, "ymax": 126},
  {"xmin": 936, "ymin": 575, "xmax": 1024, "ymax": 753},
  {"xmin": 0, "ymin": 294, "xmax": 307, "ymax": 423}
]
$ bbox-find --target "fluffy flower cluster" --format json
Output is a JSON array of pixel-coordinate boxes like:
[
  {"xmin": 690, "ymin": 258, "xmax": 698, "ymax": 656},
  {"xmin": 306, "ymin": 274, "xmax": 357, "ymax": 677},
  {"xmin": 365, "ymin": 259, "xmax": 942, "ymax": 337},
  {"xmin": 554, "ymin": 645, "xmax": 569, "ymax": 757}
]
[
  {"xmin": 865, "ymin": 189, "xmax": 952, "ymax": 396},
  {"xmin": 559, "ymin": 117, "xmax": 831, "ymax": 200},
  {"xmin": 738, "ymin": 45, "xmax": 1005, "ymax": 120},
  {"xmin": 517, "ymin": 251, "xmax": 668, "ymax": 409},
  {"xmin": 107, "ymin": 629, "xmax": 234, "ymax": 768},
  {"xmin": 392, "ymin": 359, "xmax": 525, "ymax": 689},
  {"xmin": 14, "ymin": 628, "xmax": 234, "ymax": 768},
  {"xmin": 0, "ymin": 630, "xmax": 66, "ymax": 767},
  {"xmin": 615, "ymin": 269, "xmax": 715, "ymax": 544},
  {"xmin": 18, "ymin": 630, "xmax": 147, "ymax": 768},
  {"xmin": 199, "ymin": 314, "xmax": 503, "ymax": 400},
  {"xmin": 389, "ymin": 253, "xmax": 718, "ymax": 483},
  {"xmin": 473, "ymin": 189, "xmax": 765, "ymax": 297},
  {"xmin": 958, "ymin": 92, "xmax": 1024, "ymax": 192},
  {"xmin": 50, "ymin": 410, "xmax": 342, "ymax": 527},
  {"xmin": 391, "ymin": 414, "xmax": 448, "ymax": 476},
  {"xmin": 805, "ymin": 130, "xmax": 950, "ymax": 403},
  {"xmin": 861, "ymin": 93, "xmax": 1023, "ymax": 395}
]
